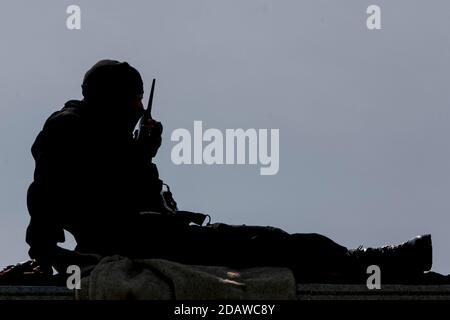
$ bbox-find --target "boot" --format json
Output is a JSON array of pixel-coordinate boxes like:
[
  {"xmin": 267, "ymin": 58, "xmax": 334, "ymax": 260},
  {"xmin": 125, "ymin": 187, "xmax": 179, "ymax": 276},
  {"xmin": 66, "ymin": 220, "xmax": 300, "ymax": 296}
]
[{"xmin": 346, "ymin": 234, "xmax": 432, "ymax": 278}]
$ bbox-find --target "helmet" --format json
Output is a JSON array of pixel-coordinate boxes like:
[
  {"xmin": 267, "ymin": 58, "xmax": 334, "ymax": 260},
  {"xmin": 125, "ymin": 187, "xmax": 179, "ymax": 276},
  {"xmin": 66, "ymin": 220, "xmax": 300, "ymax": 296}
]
[{"xmin": 82, "ymin": 59, "xmax": 144, "ymax": 101}]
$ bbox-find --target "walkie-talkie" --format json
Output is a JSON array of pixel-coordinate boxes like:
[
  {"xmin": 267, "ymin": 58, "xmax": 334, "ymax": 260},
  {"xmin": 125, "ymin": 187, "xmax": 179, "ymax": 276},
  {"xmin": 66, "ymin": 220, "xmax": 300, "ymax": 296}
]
[{"xmin": 135, "ymin": 78, "xmax": 156, "ymax": 142}]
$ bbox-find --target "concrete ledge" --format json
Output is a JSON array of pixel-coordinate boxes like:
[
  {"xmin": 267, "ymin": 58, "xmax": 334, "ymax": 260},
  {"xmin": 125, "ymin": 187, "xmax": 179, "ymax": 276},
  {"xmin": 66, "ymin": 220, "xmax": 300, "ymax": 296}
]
[
  {"xmin": 297, "ymin": 284, "xmax": 450, "ymax": 300},
  {"xmin": 0, "ymin": 286, "xmax": 74, "ymax": 300},
  {"xmin": 2, "ymin": 284, "xmax": 450, "ymax": 300}
]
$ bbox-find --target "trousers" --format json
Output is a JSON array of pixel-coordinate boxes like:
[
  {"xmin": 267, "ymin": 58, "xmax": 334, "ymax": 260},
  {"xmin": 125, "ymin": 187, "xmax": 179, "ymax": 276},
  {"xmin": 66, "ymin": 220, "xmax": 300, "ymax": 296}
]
[{"xmin": 83, "ymin": 215, "xmax": 351, "ymax": 282}]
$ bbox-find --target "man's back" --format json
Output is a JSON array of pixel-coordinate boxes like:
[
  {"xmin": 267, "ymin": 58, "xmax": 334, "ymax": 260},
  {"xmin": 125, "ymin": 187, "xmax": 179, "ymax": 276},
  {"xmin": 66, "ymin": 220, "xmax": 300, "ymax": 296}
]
[{"xmin": 26, "ymin": 61, "xmax": 164, "ymax": 265}]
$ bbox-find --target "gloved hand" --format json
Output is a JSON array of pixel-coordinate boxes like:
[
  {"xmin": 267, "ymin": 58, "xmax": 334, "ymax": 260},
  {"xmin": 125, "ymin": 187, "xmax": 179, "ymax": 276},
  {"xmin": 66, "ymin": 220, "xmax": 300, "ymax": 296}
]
[
  {"xmin": 135, "ymin": 119, "xmax": 163, "ymax": 160},
  {"xmin": 30, "ymin": 260, "xmax": 54, "ymax": 275}
]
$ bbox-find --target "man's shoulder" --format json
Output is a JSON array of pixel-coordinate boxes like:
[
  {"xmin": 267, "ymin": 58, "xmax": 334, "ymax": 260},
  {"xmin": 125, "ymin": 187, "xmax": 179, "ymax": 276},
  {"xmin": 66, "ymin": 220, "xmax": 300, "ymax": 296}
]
[{"xmin": 43, "ymin": 100, "xmax": 86, "ymax": 132}]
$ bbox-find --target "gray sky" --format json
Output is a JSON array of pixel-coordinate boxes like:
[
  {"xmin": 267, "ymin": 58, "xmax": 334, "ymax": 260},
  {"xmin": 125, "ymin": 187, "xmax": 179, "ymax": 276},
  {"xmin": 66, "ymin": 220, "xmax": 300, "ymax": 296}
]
[{"xmin": 1, "ymin": 0, "xmax": 449, "ymax": 274}]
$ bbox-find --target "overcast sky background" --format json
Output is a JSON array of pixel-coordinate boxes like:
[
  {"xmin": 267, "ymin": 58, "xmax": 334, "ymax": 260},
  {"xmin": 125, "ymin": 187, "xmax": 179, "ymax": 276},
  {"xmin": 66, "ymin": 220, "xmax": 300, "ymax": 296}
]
[{"xmin": 1, "ymin": 1, "xmax": 449, "ymax": 274}]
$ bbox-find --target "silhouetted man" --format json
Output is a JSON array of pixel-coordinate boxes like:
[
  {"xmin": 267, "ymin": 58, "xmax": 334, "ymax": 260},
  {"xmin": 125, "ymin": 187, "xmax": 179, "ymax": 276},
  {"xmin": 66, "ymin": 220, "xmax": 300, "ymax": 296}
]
[
  {"xmin": 26, "ymin": 60, "xmax": 164, "ymax": 268},
  {"xmin": 25, "ymin": 60, "xmax": 434, "ymax": 283}
]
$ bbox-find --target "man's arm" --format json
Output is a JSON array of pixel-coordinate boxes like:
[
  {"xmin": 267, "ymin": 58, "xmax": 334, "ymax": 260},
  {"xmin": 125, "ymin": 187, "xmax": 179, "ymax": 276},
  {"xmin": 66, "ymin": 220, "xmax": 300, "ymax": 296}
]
[{"xmin": 26, "ymin": 111, "xmax": 81, "ymax": 267}]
